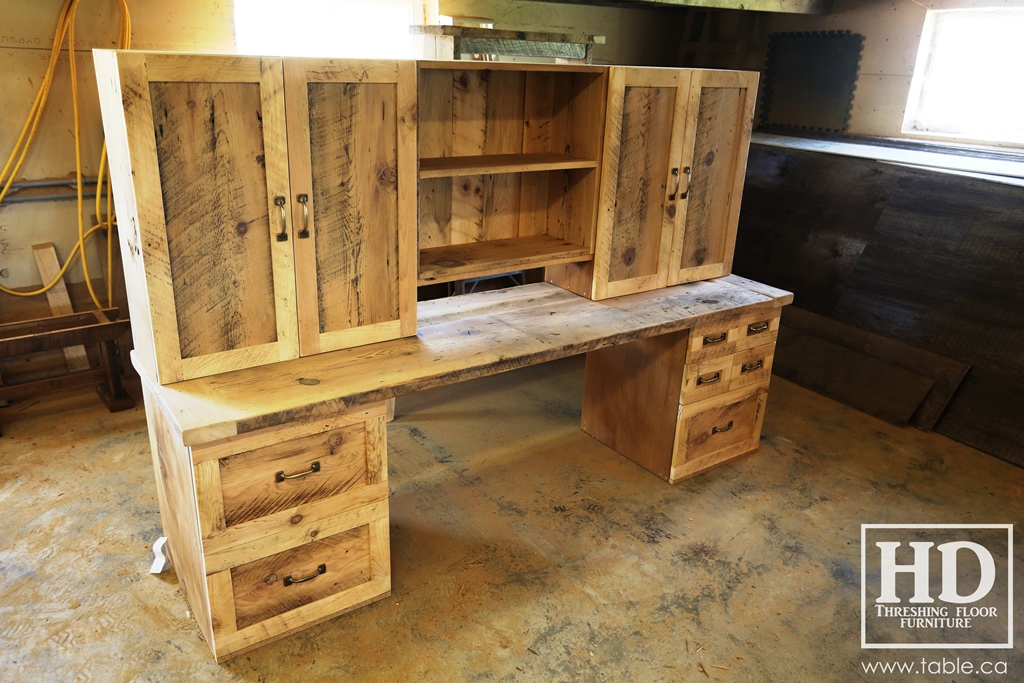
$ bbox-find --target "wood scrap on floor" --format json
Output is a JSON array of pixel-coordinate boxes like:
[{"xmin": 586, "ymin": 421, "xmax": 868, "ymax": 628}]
[
  {"xmin": 773, "ymin": 307, "xmax": 968, "ymax": 428},
  {"xmin": 32, "ymin": 242, "xmax": 92, "ymax": 372}
]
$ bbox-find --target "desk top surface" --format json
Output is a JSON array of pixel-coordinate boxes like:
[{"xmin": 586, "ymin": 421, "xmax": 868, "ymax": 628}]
[{"xmin": 140, "ymin": 276, "xmax": 791, "ymax": 446}]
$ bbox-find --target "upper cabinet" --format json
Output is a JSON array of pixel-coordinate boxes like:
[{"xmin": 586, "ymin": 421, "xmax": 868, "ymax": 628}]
[
  {"xmin": 284, "ymin": 59, "xmax": 417, "ymax": 356},
  {"xmin": 549, "ymin": 67, "xmax": 757, "ymax": 300},
  {"xmin": 592, "ymin": 67, "xmax": 691, "ymax": 299},
  {"xmin": 671, "ymin": 70, "xmax": 757, "ymax": 286},
  {"xmin": 96, "ymin": 50, "xmax": 757, "ymax": 385},
  {"xmin": 415, "ymin": 62, "xmax": 607, "ymax": 285},
  {"xmin": 95, "ymin": 52, "xmax": 417, "ymax": 384}
]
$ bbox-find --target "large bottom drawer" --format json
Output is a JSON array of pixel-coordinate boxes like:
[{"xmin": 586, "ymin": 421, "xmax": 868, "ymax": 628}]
[
  {"xmin": 205, "ymin": 500, "xmax": 391, "ymax": 662},
  {"xmin": 670, "ymin": 382, "xmax": 769, "ymax": 483}
]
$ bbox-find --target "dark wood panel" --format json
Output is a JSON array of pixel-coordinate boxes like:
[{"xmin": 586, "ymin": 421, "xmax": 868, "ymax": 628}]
[
  {"xmin": 832, "ymin": 171, "xmax": 1024, "ymax": 465},
  {"xmin": 774, "ymin": 326, "xmax": 935, "ymax": 426},
  {"xmin": 736, "ymin": 144, "xmax": 1024, "ymax": 465},
  {"xmin": 733, "ymin": 146, "xmax": 896, "ymax": 315},
  {"xmin": 780, "ymin": 307, "xmax": 969, "ymax": 430}
]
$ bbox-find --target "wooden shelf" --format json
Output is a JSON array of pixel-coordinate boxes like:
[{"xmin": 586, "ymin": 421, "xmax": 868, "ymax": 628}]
[
  {"xmin": 418, "ymin": 153, "xmax": 598, "ymax": 179},
  {"xmin": 418, "ymin": 235, "xmax": 592, "ymax": 285}
]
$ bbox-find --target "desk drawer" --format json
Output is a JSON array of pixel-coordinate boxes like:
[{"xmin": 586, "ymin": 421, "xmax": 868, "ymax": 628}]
[
  {"xmin": 192, "ymin": 406, "xmax": 388, "ymax": 545},
  {"xmin": 681, "ymin": 342, "xmax": 775, "ymax": 403},
  {"xmin": 687, "ymin": 310, "xmax": 781, "ymax": 363},
  {"xmin": 230, "ymin": 524, "xmax": 371, "ymax": 629},
  {"xmin": 205, "ymin": 501, "xmax": 391, "ymax": 661},
  {"xmin": 670, "ymin": 382, "xmax": 768, "ymax": 483}
]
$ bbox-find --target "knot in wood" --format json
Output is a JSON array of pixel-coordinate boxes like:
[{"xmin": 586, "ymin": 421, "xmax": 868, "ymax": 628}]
[{"xmin": 264, "ymin": 573, "xmax": 278, "ymax": 585}]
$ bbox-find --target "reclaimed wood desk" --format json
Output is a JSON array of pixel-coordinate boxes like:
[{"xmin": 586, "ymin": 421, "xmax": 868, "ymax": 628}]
[{"xmin": 139, "ymin": 275, "xmax": 791, "ymax": 661}]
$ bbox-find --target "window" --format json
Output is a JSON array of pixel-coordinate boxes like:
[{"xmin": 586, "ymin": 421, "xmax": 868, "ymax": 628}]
[
  {"xmin": 234, "ymin": 0, "xmax": 420, "ymax": 59},
  {"xmin": 903, "ymin": 8, "xmax": 1024, "ymax": 145}
]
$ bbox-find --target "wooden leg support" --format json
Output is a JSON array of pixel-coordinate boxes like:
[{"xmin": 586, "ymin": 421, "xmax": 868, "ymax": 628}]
[{"xmin": 96, "ymin": 339, "xmax": 135, "ymax": 412}]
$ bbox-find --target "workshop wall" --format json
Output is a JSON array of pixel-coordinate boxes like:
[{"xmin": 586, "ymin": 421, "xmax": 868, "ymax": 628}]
[
  {"xmin": 0, "ymin": 0, "xmax": 236, "ymax": 310},
  {"xmin": 752, "ymin": 0, "xmax": 1024, "ymax": 140}
]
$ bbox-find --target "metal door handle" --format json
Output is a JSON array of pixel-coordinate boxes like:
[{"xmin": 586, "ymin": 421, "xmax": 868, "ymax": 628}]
[
  {"xmin": 276, "ymin": 461, "xmax": 321, "ymax": 483},
  {"xmin": 283, "ymin": 563, "xmax": 326, "ymax": 586},
  {"xmin": 297, "ymin": 194, "xmax": 310, "ymax": 239},
  {"xmin": 741, "ymin": 359, "xmax": 764, "ymax": 373},
  {"xmin": 274, "ymin": 196, "xmax": 288, "ymax": 241},
  {"xmin": 696, "ymin": 371, "xmax": 721, "ymax": 386},
  {"xmin": 711, "ymin": 421, "xmax": 734, "ymax": 435}
]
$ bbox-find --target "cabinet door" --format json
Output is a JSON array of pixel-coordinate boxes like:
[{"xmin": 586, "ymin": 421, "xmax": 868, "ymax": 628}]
[
  {"xmin": 285, "ymin": 59, "xmax": 417, "ymax": 356},
  {"xmin": 116, "ymin": 53, "xmax": 299, "ymax": 382},
  {"xmin": 670, "ymin": 70, "xmax": 757, "ymax": 285},
  {"xmin": 591, "ymin": 68, "xmax": 691, "ymax": 299}
]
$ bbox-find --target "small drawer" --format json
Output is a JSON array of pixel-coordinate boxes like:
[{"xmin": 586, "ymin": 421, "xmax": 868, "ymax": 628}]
[
  {"xmin": 681, "ymin": 355, "xmax": 735, "ymax": 403},
  {"xmin": 671, "ymin": 383, "xmax": 768, "ymax": 483},
  {"xmin": 192, "ymin": 407, "xmax": 388, "ymax": 544},
  {"xmin": 687, "ymin": 310, "xmax": 781, "ymax": 363},
  {"xmin": 729, "ymin": 342, "xmax": 775, "ymax": 391},
  {"xmin": 230, "ymin": 524, "xmax": 372, "ymax": 630}
]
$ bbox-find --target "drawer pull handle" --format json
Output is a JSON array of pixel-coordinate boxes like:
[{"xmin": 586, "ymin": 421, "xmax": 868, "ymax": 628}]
[
  {"xmin": 275, "ymin": 461, "xmax": 321, "ymax": 483},
  {"xmin": 668, "ymin": 167, "xmax": 680, "ymax": 200},
  {"xmin": 696, "ymin": 371, "xmax": 721, "ymax": 386},
  {"xmin": 711, "ymin": 421, "xmax": 734, "ymax": 435},
  {"xmin": 747, "ymin": 321, "xmax": 770, "ymax": 334},
  {"xmin": 703, "ymin": 332, "xmax": 727, "ymax": 345},
  {"xmin": 741, "ymin": 359, "xmax": 764, "ymax": 373},
  {"xmin": 274, "ymin": 196, "xmax": 288, "ymax": 242},
  {"xmin": 297, "ymin": 194, "xmax": 310, "ymax": 239},
  {"xmin": 283, "ymin": 563, "xmax": 326, "ymax": 587}
]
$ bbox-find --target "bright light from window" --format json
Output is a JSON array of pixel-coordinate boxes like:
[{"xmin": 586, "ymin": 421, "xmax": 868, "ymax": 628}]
[
  {"xmin": 235, "ymin": 0, "xmax": 417, "ymax": 59},
  {"xmin": 904, "ymin": 8, "xmax": 1024, "ymax": 145}
]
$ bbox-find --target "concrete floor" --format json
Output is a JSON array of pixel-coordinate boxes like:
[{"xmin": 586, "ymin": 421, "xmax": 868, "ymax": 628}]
[{"xmin": 1, "ymin": 357, "xmax": 1021, "ymax": 682}]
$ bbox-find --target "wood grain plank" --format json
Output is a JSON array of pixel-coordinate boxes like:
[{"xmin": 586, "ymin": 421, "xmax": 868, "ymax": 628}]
[
  {"xmin": 308, "ymin": 81, "xmax": 400, "ymax": 335},
  {"xmin": 451, "ymin": 69, "xmax": 487, "ymax": 244},
  {"xmin": 418, "ymin": 235, "xmax": 591, "ymax": 285},
  {"xmin": 31, "ymin": 243, "xmax": 91, "ymax": 372},
  {"xmin": 365, "ymin": 416, "xmax": 387, "ymax": 485},
  {"xmin": 581, "ymin": 331, "xmax": 689, "ymax": 480},
  {"xmin": 679, "ymin": 83, "xmax": 743, "ymax": 271},
  {"xmin": 417, "ymin": 68, "xmax": 454, "ymax": 249},
  {"xmin": 481, "ymin": 70, "xmax": 525, "ymax": 241},
  {"xmin": 520, "ymin": 71, "xmax": 555, "ymax": 238},
  {"xmin": 103, "ymin": 50, "xmax": 184, "ymax": 383},
  {"xmin": 194, "ymin": 458, "xmax": 227, "ymax": 538},
  {"xmin": 140, "ymin": 386, "xmax": 215, "ymax": 652},
  {"xmin": 150, "ymin": 79, "xmax": 278, "ymax": 359},
  {"xmin": 419, "ymin": 153, "xmax": 596, "ymax": 178},
  {"xmin": 207, "ymin": 571, "xmax": 237, "ymax": 637},
  {"xmin": 203, "ymin": 493, "xmax": 388, "ymax": 569},
  {"xmin": 608, "ymin": 85, "xmax": 675, "ymax": 283},
  {"xmin": 395, "ymin": 60, "xmax": 418, "ymax": 338}
]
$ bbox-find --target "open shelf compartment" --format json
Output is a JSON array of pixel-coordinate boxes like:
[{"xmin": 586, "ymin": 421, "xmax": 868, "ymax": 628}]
[{"xmin": 417, "ymin": 62, "xmax": 608, "ymax": 284}]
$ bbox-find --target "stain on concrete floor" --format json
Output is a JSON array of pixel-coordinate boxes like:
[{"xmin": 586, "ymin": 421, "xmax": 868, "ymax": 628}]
[{"xmin": 1, "ymin": 357, "xmax": 1021, "ymax": 681}]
